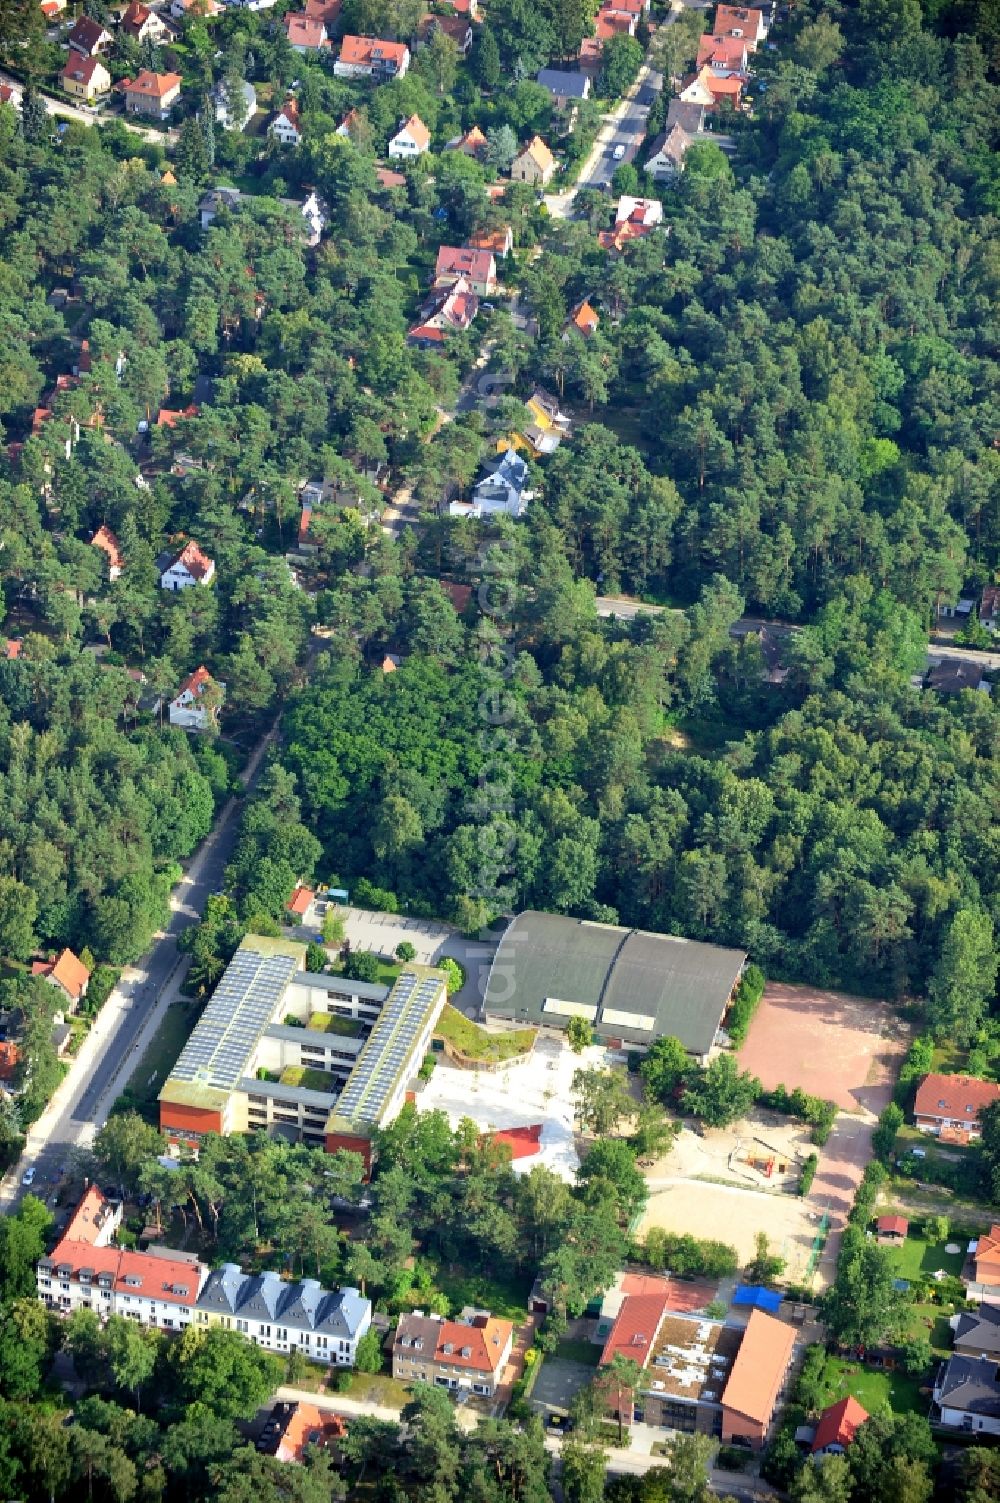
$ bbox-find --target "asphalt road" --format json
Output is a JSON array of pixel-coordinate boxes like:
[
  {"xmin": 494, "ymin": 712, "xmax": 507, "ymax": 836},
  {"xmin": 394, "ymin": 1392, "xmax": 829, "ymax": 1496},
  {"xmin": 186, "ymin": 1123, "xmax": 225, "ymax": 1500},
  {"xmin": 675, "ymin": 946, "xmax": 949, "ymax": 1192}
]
[{"xmin": 2, "ymin": 717, "xmax": 280, "ymax": 1211}]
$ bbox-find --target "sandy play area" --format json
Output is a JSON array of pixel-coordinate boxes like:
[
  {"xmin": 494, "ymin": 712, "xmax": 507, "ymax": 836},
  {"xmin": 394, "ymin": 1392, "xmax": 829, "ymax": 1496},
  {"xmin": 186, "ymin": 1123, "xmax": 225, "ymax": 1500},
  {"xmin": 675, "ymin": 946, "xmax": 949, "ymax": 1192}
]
[{"xmin": 635, "ymin": 1111, "xmax": 826, "ymax": 1284}]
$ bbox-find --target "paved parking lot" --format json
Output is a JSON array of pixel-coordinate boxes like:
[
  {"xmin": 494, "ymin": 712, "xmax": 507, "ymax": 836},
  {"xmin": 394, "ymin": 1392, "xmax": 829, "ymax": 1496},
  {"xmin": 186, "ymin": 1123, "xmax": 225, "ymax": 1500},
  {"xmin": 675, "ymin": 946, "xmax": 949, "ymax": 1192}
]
[
  {"xmin": 529, "ymin": 1356, "xmax": 595, "ymax": 1418},
  {"xmin": 297, "ymin": 905, "xmax": 501, "ymax": 1016}
]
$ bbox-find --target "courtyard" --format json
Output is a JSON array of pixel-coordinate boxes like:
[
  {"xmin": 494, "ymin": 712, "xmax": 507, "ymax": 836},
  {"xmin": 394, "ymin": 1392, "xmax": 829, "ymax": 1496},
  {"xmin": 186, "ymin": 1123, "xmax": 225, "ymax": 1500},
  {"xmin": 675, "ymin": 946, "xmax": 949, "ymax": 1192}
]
[{"xmin": 417, "ymin": 1033, "xmax": 612, "ymax": 1181}]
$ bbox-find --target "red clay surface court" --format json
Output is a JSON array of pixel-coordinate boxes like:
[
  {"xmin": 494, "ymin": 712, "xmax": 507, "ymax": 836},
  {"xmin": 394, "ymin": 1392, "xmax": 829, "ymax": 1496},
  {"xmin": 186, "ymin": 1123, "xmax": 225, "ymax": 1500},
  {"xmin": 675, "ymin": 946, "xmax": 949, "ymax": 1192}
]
[{"xmin": 737, "ymin": 981, "xmax": 904, "ymax": 1114}]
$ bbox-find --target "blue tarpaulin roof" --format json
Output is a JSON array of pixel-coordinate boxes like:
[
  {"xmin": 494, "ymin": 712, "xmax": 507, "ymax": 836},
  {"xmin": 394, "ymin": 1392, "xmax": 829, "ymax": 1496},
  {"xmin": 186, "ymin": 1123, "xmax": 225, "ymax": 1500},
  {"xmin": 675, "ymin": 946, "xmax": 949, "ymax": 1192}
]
[{"xmin": 733, "ymin": 1284, "xmax": 783, "ymax": 1313}]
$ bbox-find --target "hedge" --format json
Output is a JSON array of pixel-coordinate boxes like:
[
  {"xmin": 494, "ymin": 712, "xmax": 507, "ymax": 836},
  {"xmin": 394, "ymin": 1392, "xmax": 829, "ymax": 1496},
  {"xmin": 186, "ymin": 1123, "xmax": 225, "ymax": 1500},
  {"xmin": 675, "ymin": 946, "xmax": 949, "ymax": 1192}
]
[
  {"xmin": 726, "ymin": 963, "xmax": 766, "ymax": 1045},
  {"xmin": 799, "ymin": 1152, "xmax": 818, "ymax": 1196}
]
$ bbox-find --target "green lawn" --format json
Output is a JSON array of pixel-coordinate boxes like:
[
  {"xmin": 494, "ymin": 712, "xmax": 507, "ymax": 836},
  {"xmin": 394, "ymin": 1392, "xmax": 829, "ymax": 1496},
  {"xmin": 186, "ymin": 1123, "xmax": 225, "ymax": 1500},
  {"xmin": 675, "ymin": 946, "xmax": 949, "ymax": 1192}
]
[
  {"xmin": 903, "ymin": 1302, "xmax": 955, "ymax": 1354},
  {"xmin": 433, "ymin": 1003, "xmax": 536, "ymax": 1063},
  {"xmin": 816, "ymin": 1356, "xmax": 925, "ymax": 1417},
  {"xmin": 308, "ymin": 1012, "xmax": 364, "ymax": 1037},
  {"xmin": 429, "ymin": 1261, "xmax": 533, "ymax": 1323},
  {"xmin": 329, "ymin": 958, "xmax": 403, "ymax": 989},
  {"xmin": 333, "ymin": 1370, "xmax": 413, "ymax": 1410},
  {"xmin": 279, "ymin": 1065, "xmax": 337, "ymax": 1093},
  {"xmin": 887, "ymin": 1234, "xmax": 966, "ymax": 1282},
  {"xmin": 115, "ymin": 1002, "xmax": 199, "ymax": 1118}
]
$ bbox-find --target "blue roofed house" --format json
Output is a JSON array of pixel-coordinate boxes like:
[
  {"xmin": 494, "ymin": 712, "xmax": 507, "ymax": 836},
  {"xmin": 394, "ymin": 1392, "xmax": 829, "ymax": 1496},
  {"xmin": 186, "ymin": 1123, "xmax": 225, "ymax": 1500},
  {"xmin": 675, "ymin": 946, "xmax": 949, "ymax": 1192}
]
[
  {"xmin": 449, "ymin": 447, "xmax": 535, "ymax": 520},
  {"xmin": 195, "ymin": 1264, "xmax": 371, "ymax": 1365}
]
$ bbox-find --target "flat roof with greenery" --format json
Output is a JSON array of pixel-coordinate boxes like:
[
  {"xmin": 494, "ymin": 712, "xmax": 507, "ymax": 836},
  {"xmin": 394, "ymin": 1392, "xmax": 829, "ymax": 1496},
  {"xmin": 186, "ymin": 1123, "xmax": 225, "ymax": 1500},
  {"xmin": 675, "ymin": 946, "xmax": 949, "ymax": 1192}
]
[{"xmin": 433, "ymin": 1003, "xmax": 536, "ymax": 1062}]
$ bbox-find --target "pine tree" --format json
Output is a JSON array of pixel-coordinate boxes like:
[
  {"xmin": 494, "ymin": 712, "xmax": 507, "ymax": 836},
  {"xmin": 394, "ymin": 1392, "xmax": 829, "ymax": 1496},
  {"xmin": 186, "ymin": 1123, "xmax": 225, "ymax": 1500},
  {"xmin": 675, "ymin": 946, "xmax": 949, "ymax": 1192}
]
[
  {"xmin": 474, "ymin": 26, "xmax": 501, "ymax": 89},
  {"xmin": 19, "ymin": 86, "xmax": 47, "ymax": 144},
  {"xmin": 176, "ymin": 115, "xmax": 208, "ymax": 182}
]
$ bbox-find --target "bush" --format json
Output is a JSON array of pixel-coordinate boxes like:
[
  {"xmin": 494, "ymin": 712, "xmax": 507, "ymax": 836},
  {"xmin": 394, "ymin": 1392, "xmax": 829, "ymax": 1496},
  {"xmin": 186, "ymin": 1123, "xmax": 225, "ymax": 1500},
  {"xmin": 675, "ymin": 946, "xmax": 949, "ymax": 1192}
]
[
  {"xmin": 354, "ymin": 1328, "xmax": 384, "ymax": 1375},
  {"xmin": 418, "ymin": 1053, "xmax": 436, "ymax": 1082},
  {"xmin": 353, "ymin": 878, "xmax": 398, "ymax": 912},
  {"xmin": 799, "ymin": 1152, "xmax": 818, "ymax": 1195},
  {"xmin": 82, "ymin": 964, "xmax": 118, "ymax": 1016},
  {"xmin": 642, "ymin": 1227, "xmax": 739, "ymax": 1278},
  {"xmin": 726, "ymin": 963, "xmax": 765, "ymax": 1045},
  {"xmin": 894, "ymin": 1034, "xmax": 934, "ymax": 1107},
  {"xmin": 305, "ymin": 942, "xmax": 328, "ymax": 974},
  {"xmin": 567, "ymin": 1015, "xmax": 591, "ymax": 1053},
  {"xmin": 438, "ymin": 957, "xmax": 465, "ymax": 995},
  {"xmin": 872, "ymin": 1101, "xmax": 903, "ymax": 1163}
]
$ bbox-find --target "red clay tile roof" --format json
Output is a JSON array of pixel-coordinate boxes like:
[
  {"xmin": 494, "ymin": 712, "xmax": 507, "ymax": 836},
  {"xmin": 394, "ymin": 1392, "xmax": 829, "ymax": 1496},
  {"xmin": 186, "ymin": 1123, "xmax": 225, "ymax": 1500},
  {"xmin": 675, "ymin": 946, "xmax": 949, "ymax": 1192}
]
[
  {"xmin": 63, "ymin": 1186, "xmax": 113, "ymax": 1245},
  {"xmin": 570, "ymin": 298, "xmax": 599, "ymax": 334},
  {"xmin": 121, "ymin": 1, "xmax": 155, "ymax": 36},
  {"xmin": 285, "ymin": 12, "xmax": 329, "ymax": 46},
  {"xmin": 914, "ymin": 1073, "xmax": 1000, "ymax": 1122},
  {"xmin": 975, "ymin": 1226, "xmax": 1000, "ymax": 1277},
  {"xmin": 170, "ymin": 540, "xmax": 214, "ymax": 581},
  {"xmin": 435, "ymin": 246, "xmax": 494, "ymax": 283},
  {"xmin": 440, "ymin": 580, "xmax": 473, "ymax": 611},
  {"xmin": 876, "ymin": 1215, "xmax": 908, "ymax": 1237},
  {"xmin": 697, "ymin": 34, "xmax": 749, "ymax": 68},
  {"xmin": 400, "ymin": 1313, "xmax": 513, "ymax": 1373},
  {"xmin": 286, "ymin": 885, "xmax": 316, "ymax": 915},
  {"xmin": 0, "ymin": 1039, "xmax": 19, "ymax": 1080},
  {"xmin": 812, "ymin": 1396, "xmax": 869, "ymax": 1453},
  {"xmin": 601, "ymin": 1290, "xmax": 670, "ymax": 1366},
  {"xmin": 91, "ymin": 524, "xmax": 124, "ymax": 571},
  {"xmin": 174, "ymin": 664, "xmax": 215, "ymax": 702},
  {"xmin": 49, "ymin": 1238, "xmax": 203, "ymax": 1306},
  {"xmin": 339, "ymin": 35, "xmax": 409, "ymax": 68},
  {"xmin": 468, "ymin": 226, "xmax": 512, "ymax": 255},
  {"xmin": 275, "ymin": 1403, "xmax": 346, "ymax": 1463},
  {"xmin": 68, "ymin": 15, "xmax": 109, "ymax": 52},
  {"xmin": 721, "ymin": 1309, "xmax": 795, "ymax": 1426},
  {"xmin": 274, "ymin": 99, "xmax": 301, "ymax": 130},
  {"xmin": 596, "ymin": 12, "xmax": 634, "ymax": 38},
  {"xmin": 122, "ymin": 70, "xmax": 182, "ymax": 99},
  {"xmin": 3, "ymin": 639, "xmax": 23, "ymax": 659},
  {"xmin": 38, "ymin": 948, "xmax": 91, "ymax": 1002},
  {"xmin": 376, "ymin": 167, "xmax": 407, "ymax": 188},
  {"xmin": 393, "ymin": 113, "xmax": 430, "ymax": 151},
  {"xmin": 156, "ymin": 404, "xmax": 199, "ymax": 428},
  {"xmin": 305, "ymin": 0, "xmax": 342, "ymax": 19},
  {"xmin": 62, "ymin": 56, "xmax": 108, "ymax": 86}
]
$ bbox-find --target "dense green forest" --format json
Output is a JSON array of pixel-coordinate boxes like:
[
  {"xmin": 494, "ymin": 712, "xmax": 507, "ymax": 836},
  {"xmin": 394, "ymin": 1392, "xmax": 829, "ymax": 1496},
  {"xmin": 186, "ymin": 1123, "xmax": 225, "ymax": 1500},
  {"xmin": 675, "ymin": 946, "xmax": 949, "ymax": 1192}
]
[{"xmin": 1, "ymin": 0, "xmax": 1000, "ymax": 1497}]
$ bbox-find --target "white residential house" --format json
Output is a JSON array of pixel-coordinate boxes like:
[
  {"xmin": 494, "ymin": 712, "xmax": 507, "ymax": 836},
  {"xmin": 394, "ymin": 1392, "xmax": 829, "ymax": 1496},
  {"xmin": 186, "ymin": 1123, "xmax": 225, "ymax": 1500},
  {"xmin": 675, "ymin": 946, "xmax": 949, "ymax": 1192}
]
[
  {"xmin": 160, "ymin": 540, "xmax": 216, "ymax": 590},
  {"xmin": 168, "ymin": 665, "xmax": 224, "ymax": 731},
  {"xmin": 195, "ymin": 1265, "xmax": 372, "ymax": 1366},
  {"xmin": 299, "ymin": 191, "xmax": 327, "ymax": 245},
  {"xmin": 450, "ymin": 448, "xmax": 534, "ymax": 520},
  {"xmin": 933, "ymin": 1355, "xmax": 1000, "ymax": 1437},
  {"xmin": 37, "ymin": 1189, "xmax": 208, "ymax": 1333},
  {"xmin": 269, "ymin": 100, "xmax": 302, "ymax": 147},
  {"xmin": 645, "ymin": 123, "xmax": 693, "ymax": 181},
  {"xmin": 213, "ymin": 79, "xmax": 257, "ymax": 131},
  {"xmin": 388, "ymin": 113, "xmax": 430, "ymax": 159}
]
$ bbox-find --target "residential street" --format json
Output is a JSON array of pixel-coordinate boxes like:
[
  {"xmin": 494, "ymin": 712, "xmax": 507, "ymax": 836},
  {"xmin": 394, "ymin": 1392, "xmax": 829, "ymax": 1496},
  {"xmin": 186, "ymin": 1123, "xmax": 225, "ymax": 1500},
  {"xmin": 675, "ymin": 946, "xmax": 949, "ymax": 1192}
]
[
  {"xmin": 0, "ymin": 715, "xmax": 281, "ymax": 1213},
  {"xmin": 545, "ymin": 0, "xmax": 711, "ymax": 215},
  {"xmin": 0, "ymin": 69, "xmax": 175, "ymax": 145}
]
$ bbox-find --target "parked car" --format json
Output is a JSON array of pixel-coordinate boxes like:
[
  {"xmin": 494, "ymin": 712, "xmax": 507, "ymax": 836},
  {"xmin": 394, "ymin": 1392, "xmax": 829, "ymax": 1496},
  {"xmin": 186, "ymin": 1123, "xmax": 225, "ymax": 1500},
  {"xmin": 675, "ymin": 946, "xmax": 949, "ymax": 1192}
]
[
  {"xmin": 613, "ymin": 144, "xmax": 626, "ymax": 161},
  {"xmin": 22, "ymin": 1166, "xmax": 36, "ymax": 1186}
]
